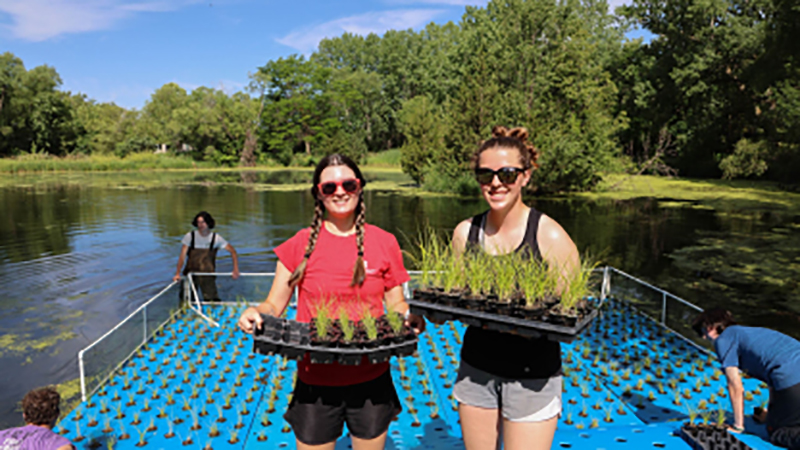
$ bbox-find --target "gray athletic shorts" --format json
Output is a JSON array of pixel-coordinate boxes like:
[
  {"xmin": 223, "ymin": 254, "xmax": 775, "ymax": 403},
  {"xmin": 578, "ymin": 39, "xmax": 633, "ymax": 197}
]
[{"xmin": 453, "ymin": 361, "xmax": 562, "ymax": 422}]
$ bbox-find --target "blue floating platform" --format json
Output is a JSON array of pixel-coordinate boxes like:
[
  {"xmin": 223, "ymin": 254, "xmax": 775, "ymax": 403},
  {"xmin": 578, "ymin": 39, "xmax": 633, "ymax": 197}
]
[{"xmin": 56, "ymin": 298, "xmax": 783, "ymax": 450}]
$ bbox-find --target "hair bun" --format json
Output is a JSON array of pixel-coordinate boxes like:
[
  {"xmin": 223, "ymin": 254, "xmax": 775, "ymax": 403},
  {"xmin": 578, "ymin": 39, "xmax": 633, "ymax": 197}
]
[
  {"xmin": 507, "ymin": 127, "xmax": 529, "ymax": 143},
  {"xmin": 491, "ymin": 125, "xmax": 509, "ymax": 139}
]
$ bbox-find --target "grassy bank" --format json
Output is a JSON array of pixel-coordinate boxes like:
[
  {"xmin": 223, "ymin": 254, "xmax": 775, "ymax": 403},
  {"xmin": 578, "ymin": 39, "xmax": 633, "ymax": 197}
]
[
  {"xmin": 0, "ymin": 152, "xmax": 403, "ymax": 174},
  {"xmin": 0, "ymin": 153, "xmax": 220, "ymax": 173},
  {"xmin": 579, "ymin": 174, "xmax": 800, "ymax": 214}
]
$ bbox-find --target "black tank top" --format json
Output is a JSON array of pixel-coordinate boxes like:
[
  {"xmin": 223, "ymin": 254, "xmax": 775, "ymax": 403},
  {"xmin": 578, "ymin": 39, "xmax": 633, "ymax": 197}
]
[{"xmin": 460, "ymin": 208, "xmax": 562, "ymax": 379}]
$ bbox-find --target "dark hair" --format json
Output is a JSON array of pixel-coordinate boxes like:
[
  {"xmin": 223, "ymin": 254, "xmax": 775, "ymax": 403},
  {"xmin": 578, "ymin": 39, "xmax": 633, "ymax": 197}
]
[
  {"xmin": 472, "ymin": 125, "xmax": 540, "ymax": 171},
  {"xmin": 691, "ymin": 307, "xmax": 736, "ymax": 337},
  {"xmin": 192, "ymin": 211, "xmax": 215, "ymax": 229},
  {"xmin": 288, "ymin": 154, "xmax": 368, "ymax": 288},
  {"xmin": 21, "ymin": 387, "xmax": 61, "ymax": 426}
]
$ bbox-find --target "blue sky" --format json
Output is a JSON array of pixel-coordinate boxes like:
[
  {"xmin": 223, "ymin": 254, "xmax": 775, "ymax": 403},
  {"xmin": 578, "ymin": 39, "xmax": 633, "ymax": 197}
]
[{"xmin": 0, "ymin": 0, "xmax": 634, "ymax": 110}]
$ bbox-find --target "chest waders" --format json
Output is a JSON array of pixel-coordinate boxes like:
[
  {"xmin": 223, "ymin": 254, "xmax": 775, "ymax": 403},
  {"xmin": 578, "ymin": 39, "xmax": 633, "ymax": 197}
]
[{"xmin": 184, "ymin": 231, "xmax": 220, "ymax": 302}]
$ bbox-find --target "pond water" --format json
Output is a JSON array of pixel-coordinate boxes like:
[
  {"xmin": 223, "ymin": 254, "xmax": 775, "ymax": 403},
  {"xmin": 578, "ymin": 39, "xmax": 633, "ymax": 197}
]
[{"xmin": 0, "ymin": 170, "xmax": 797, "ymax": 428}]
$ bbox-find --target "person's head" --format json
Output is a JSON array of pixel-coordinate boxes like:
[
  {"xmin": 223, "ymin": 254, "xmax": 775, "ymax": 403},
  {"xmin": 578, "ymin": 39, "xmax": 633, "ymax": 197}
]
[
  {"xmin": 692, "ymin": 307, "xmax": 736, "ymax": 340},
  {"xmin": 21, "ymin": 387, "xmax": 61, "ymax": 428},
  {"xmin": 472, "ymin": 126, "xmax": 539, "ymax": 211},
  {"xmin": 288, "ymin": 154, "xmax": 368, "ymax": 288},
  {"xmin": 192, "ymin": 211, "xmax": 215, "ymax": 231}
]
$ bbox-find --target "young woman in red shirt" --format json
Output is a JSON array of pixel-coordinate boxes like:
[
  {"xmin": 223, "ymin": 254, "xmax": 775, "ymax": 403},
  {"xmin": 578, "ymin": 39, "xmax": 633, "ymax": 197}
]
[
  {"xmin": 451, "ymin": 126, "xmax": 581, "ymax": 450},
  {"xmin": 237, "ymin": 153, "xmax": 425, "ymax": 450}
]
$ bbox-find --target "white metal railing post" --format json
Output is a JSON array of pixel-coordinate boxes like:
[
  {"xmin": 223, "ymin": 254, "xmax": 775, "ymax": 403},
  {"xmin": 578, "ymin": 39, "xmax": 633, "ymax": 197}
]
[
  {"xmin": 601, "ymin": 266, "xmax": 610, "ymax": 301},
  {"xmin": 78, "ymin": 350, "xmax": 87, "ymax": 402},
  {"xmin": 661, "ymin": 292, "xmax": 667, "ymax": 325},
  {"xmin": 143, "ymin": 305, "xmax": 148, "ymax": 345}
]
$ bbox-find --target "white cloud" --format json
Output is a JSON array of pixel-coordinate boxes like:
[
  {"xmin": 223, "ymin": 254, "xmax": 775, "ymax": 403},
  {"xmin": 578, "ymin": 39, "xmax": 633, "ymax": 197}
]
[
  {"xmin": 276, "ymin": 9, "xmax": 446, "ymax": 54},
  {"xmin": 0, "ymin": 0, "xmax": 198, "ymax": 41}
]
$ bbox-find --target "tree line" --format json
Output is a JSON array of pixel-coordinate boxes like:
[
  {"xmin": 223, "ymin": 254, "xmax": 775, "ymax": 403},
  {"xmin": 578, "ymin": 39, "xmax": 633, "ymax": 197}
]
[{"xmin": 1, "ymin": 0, "xmax": 797, "ymax": 192}]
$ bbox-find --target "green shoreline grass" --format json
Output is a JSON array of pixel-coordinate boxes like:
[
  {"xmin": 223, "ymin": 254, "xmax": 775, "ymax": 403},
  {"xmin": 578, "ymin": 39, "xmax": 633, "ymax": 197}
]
[
  {"xmin": 2, "ymin": 159, "xmax": 799, "ymax": 213},
  {"xmin": 0, "ymin": 152, "xmax": 404, "ymax": 174}
]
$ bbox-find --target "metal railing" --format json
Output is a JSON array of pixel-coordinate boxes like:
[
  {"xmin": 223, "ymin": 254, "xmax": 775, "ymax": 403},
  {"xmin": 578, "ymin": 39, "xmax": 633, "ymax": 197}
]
[
  {"xmin": 76, "ymin": 266, "xmax": 708, "ymax": 402},
  {"xmin": 601, "ymin": 266, "xmax": 708, "ymax": 354},
  {"xmin": 77, "ymin": 281, "xmax": 182, "ymax": 402}
]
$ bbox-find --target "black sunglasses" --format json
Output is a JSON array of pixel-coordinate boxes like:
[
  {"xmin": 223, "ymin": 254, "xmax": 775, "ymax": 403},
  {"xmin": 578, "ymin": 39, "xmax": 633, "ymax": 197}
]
[
  {"xmin": 317, "ymin": 178, "xmax": 361, "ymax": 196},
  {"xmin": 474, "ymin": 167, "xmax": 527, "ymax": 185}
]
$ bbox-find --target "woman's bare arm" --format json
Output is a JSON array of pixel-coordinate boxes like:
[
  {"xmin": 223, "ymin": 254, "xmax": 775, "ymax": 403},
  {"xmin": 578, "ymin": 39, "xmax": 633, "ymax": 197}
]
[{"xmin": 237, "ymin": 261, "xmax": 293, "ymax": 333}]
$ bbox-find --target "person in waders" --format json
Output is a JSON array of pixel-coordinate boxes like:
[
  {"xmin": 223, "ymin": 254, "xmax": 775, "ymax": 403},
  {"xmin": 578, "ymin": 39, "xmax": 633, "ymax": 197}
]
[{"xmin": 173, "ymin": 211, "xmax": 240, "ymax": 302}]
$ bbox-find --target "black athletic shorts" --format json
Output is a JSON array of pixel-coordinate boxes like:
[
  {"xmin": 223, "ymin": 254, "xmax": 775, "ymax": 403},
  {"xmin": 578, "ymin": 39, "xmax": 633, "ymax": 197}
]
[{"xmin": 284, "ymin": 369, "xmax": 401, "ymax": 445}]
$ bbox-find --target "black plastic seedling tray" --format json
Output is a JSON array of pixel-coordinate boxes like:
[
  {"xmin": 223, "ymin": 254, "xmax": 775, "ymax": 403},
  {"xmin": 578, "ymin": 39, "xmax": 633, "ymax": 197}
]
[
  {"xmin": 680, "ymin": 424, "xmax": 754, "ymax": 450},
  {"xmin": 407, "ymin": 295, "xmax": 598, "ymax": 343},
  {"xmin": 252, "ymin": 314, "xmax": 418, "ymax": 365}
]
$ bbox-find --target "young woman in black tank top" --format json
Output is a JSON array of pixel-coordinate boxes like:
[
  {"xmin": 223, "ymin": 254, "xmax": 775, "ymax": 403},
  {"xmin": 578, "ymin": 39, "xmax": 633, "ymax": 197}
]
[{"xmin": 451, "ymin": 126, "xmax": 581, "ymax": 450}]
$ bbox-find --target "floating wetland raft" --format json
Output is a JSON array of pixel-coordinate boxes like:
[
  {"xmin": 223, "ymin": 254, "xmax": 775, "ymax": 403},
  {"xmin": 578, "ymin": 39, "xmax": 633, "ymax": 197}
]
[{"xmin": 56, "ymin": 299, "xmax": 781, "ymax": 449}]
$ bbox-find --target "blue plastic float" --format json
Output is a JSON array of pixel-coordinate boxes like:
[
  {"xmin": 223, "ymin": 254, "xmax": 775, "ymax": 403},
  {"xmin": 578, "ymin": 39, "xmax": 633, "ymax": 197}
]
[{"xmin": 56, "ymin": 297, "xmax": 783, "ymax": 450}]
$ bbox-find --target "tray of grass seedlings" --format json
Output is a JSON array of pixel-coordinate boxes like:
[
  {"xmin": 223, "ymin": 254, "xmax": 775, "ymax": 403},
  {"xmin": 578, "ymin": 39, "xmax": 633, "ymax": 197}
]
[
  {"xmin": 406, "ymin": 229, "xmax": 599, "ymax": 342},
  {"xmin": 253, "ymin": 299, "xmax": 418, "ymax": 365},
  {"xmin": 680, "ymin": 406, "xmax": 754, "ymax": 450}
]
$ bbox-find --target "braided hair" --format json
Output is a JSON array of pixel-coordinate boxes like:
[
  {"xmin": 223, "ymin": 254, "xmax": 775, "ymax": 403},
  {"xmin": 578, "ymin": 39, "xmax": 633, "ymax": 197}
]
[
  {"xmin": 288, "ymin": 154, "xmax": 368, "ymax": 288},
  {"xmin": 472, "ymin": 125, "xmax": 540, "ymax": 171}
]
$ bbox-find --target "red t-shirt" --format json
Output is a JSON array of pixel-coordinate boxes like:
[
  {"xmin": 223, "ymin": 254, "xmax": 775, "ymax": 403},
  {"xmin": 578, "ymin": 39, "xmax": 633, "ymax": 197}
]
[{"xmin": 274, "ymin": 223, "xmax": 410, "ymax": 386}]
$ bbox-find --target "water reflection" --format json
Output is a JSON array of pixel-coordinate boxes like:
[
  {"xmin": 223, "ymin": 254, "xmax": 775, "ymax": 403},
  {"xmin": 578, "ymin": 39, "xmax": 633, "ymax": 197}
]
[{"xmin": 0, "ymin": 172, "xmax": 797, "ymax": 428}]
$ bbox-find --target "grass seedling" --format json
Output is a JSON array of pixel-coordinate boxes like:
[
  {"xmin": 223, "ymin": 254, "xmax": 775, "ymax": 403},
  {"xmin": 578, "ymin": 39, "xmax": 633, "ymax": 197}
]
[
  {"xmin": 313, "ymin": 298, "xmax": 333, "ymax": 340},
  {"xmin": 386, "ymin": 309, "xmax": 404, "ymax": 336},
  {"xmin": 228, "ymin": 429, "xmax": 239, "ymax": 444},
  {"xmin": 465, "ymin": 250, "xmax": 490, "ymax": 296},
  {"xmin": 491, "ymin": 252, "xmax": 518, "ymax": 302},
  {"xmin": 442, "ymin": 247, "xmax": 466, "ymax": 293},
  {"xmin": 338, "ymin": 307, "xmax": 355, "ymax": 342},
  {"xmin": 412, "ymin": 226, "xmax": 444, "ymax": 288},
  {"xmin": 519, "ymin": 258, "xmax": 552, "ymax": 307},
  {"xmin": 558, "ymin": 256, "xmax": 599, "ymax": 313},
  {"xmin": 604, "ymin": 405, "xmax": 614, "ymax": 423},
  {"xmin": 701, "ymin": 410, "xmax": 713, "ymax": 425},
  {"xmin": 117, "ymin": 420, "xmax": 129, "ymax": 440},
  {"xmin": 135, "ymin": 426, "xmax": 147, "ymax": 446},
  {"xmin": 716, "ymin": 407, "xmax": 726, "ymax": 427},
  {"xmin": 361, "ymin": 306, "xmax": 378, "ymax": 341},
  {"xmin": 686, "ymin": 404, "xmax": 698, "ymax": 425},
  {"xmin": 190, "ymin": 409, "xmax": 201, "ymax": 431}
]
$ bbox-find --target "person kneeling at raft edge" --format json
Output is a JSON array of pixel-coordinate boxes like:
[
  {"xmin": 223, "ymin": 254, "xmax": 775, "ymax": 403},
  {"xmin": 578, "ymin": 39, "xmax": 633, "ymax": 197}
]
[
  {"xmin": 693, "ymin": 308, "xmax": 800, "ymax": 450},
  {"xmin": 0, "ymin": 387, "xmax": 74, "ymax": 450}
]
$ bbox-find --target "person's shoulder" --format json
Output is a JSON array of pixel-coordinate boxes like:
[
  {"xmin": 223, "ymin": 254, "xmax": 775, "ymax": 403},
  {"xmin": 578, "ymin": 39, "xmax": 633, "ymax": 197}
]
[
  {"xmin": 290, "ymin": 227, "xmax": 311, "ymax": 239},
  {"xmin": 537, "ymin": 213, "xmax": 570, "ymax": 244},
  {"xmin": 364, "ymin": 224, "xmax": 398, "ymax": 243}
]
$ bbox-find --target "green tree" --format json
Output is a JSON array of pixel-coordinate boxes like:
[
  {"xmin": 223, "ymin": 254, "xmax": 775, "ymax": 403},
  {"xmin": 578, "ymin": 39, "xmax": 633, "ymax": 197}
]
[{"xmin": 397, "ymin": 95, "xmax": 449, "ymax": 184}]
